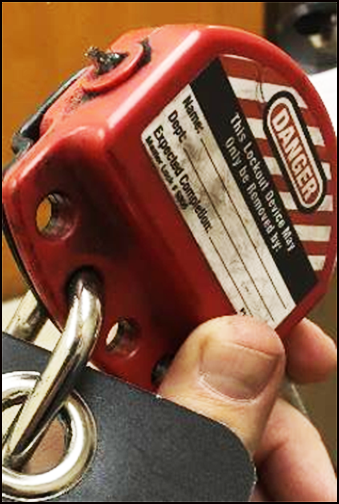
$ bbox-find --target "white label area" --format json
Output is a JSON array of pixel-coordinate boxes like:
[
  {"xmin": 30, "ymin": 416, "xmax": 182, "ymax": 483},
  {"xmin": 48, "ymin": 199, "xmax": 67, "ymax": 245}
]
[{"xmin": 142, "ymin": 86, "xmax": 296, "ymax": 328}]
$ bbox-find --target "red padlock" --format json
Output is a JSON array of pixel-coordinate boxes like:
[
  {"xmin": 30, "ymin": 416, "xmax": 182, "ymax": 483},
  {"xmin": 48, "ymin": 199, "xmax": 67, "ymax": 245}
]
[{"xmin": 3, "ymin": 25, "xmax": 337, "ymax": 390}]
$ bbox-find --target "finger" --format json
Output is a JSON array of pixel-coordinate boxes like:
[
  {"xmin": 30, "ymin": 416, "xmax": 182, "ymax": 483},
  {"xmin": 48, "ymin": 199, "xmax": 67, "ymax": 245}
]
[
  {"xmin": 159, "ymin": 315, "xmax": 285, "ymax": 454},
  {"xmin": 285, "ymin": 319, "xmax": 337, "ymax": 384},
  {"xmin": 255, "ymin": 398, "xmax": 337, "ymax": 502}
]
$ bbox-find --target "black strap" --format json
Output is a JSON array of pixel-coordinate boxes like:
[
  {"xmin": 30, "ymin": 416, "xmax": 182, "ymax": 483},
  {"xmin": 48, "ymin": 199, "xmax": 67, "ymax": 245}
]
[{"xmin": 2, "ymin": 333, "xmax": 255, "ymax": 502}]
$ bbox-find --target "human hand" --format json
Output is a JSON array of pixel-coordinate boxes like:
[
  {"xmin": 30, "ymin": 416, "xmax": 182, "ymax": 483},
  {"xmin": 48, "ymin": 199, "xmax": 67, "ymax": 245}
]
[{"xmin": 159, "ymin": 316, "xmax": 337, "ymax": 502}]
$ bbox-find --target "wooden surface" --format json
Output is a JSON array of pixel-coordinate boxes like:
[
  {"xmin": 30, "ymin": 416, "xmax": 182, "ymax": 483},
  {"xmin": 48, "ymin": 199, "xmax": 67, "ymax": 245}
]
[{"xmin": 2, "ymin": 1, "xmax": 263, "ymax": 299}]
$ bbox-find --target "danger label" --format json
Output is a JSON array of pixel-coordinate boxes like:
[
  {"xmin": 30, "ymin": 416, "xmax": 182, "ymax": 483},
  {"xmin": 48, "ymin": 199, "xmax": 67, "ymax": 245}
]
[
  {"xmin": 142, "ymin": 58, "xmax": 321, "ymax": 329},
  {"xmin": 265, "ymin": 92, "xmax": 326, "ymax": 211}
]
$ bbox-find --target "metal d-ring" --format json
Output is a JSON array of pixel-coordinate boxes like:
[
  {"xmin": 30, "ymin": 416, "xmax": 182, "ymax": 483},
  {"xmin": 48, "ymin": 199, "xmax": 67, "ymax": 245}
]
[
  {"xmin": 2, "ymin": 270, "xmax": 103, "ymax": 473},
  {"xmin": 2, "ymin": 372, "xmax": 97, "ymax": 501}
]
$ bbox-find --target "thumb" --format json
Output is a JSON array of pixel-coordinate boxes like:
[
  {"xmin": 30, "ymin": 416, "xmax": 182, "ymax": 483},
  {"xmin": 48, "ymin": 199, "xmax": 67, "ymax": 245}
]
[{"xmin": 159, "ymin": 315, "xmax": 286, "ymax": 455}]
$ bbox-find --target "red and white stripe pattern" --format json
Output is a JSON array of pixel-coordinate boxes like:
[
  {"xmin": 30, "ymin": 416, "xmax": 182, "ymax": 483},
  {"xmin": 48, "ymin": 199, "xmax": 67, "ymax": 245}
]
[{"xmin": 221, "ymin": 56, "xmax": 335, "ymax": 274}]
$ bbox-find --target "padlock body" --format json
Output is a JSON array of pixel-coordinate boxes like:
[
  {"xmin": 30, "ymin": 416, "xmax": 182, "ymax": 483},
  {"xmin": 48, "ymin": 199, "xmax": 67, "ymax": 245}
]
[{"xmin": 3, "ymin": 25, "xmax": 337, "ymax": 390}]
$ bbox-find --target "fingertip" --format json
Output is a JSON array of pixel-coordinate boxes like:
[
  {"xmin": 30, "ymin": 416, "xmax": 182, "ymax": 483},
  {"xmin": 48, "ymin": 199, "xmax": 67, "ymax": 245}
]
[{"xmin": 286, "ymin": 319, "xmax": 337, "ymax": 383}]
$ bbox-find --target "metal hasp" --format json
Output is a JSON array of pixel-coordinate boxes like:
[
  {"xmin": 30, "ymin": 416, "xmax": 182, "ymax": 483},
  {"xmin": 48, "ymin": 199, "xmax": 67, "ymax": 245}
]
[
  {"xmin": 5, "ymin": 290, "xmax": 48, "ymax": 343},
  {"xmin": 2, "ymin": 270, "xmax": 103, "ymax": 470}
]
